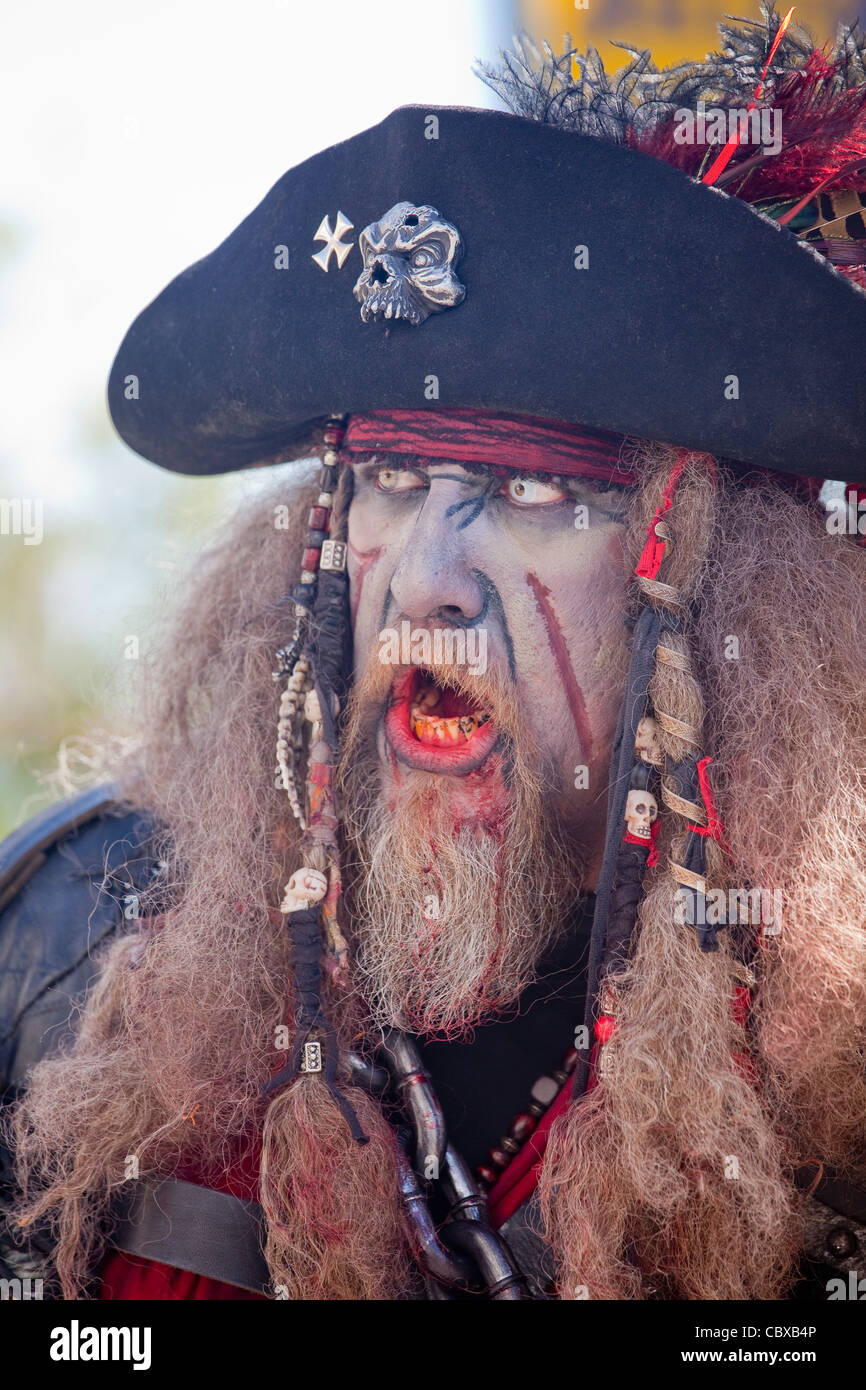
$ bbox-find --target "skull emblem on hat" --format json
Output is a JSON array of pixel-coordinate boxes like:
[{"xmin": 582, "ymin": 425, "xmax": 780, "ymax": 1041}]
[
  {"xmin": 353, "ymin": 201, "xmax": 466, "ymax": 325},
  {"xmin": 625, "ymin": 789, "xmax": 658, "ymax": 840}
]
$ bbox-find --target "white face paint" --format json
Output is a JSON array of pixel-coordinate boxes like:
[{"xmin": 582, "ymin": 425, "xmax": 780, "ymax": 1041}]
[
  {"xmin": 625, "ymin": 789, "xmax": 658, "ymax": 839},
  {"xmin": 347, "ymin": 453, "xmax": 631, "ymax": 885}
]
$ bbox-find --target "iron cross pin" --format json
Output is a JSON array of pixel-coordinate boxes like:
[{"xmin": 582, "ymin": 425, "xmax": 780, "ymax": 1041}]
[{"xmin": 312, "ymin": 211, "xmax": 354, "ymax": 271}]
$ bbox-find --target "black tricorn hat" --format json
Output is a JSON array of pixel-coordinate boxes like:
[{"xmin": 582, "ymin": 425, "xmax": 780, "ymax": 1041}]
[{"xmin": 107, "ymin": 103, "xmax": 866, "ymax": 482}]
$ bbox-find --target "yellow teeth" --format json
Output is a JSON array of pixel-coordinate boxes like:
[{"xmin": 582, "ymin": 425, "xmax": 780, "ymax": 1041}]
[{"xmin": 409, "ymin": 702, "xmax": 491, "ymax": 744}]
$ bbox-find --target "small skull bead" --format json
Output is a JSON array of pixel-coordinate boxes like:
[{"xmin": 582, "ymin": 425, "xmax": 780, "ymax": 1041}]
[
  {"xmin": 281, "ymin": 867, "xmax": 328, "ymax": 914},
  {"xmin": 625, "ymin": 789, "xmax": 658, "ymax": 840},
  {"xmin": 634, "ymin": 716, "xmax": 662, "ymax": 765}
]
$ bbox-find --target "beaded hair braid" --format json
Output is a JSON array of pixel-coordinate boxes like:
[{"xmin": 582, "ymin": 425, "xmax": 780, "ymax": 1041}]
[
  {"xmin": 577, "ymin": 451, "xmax": 743, "ymax": 1092},
  {"xmin": 266, "ymin": 416, "xmax": 368, "ymax": 1140}
]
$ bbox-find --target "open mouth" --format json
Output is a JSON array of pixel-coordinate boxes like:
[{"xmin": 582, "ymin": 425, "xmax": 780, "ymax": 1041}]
[{"xmin": 384, "ymin": 668, "xmax": 500, "ymax": 774}]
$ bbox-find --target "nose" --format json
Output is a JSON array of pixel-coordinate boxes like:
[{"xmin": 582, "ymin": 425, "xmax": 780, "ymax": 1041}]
[
  {"xmin": 388, "ymin": 481, "xmax": 486, "ymax": 623},
  {"xmin": 370, "ymin": 257, "xmax": 395, "ymax": 285}
]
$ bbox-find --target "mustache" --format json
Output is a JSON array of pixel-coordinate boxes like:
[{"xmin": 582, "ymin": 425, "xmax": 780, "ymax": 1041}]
[{"xmin": 353, "ymin": 611, "xmax": 517, "ymax": 705}]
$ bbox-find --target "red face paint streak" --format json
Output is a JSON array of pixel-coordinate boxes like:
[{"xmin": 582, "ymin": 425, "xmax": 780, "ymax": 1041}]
[
  {"xmin": 347, "ymin": 538, "xmax": 382, "ymax": 623},
  {"xmin": 525, "ymin": 570, "xmax": 594, "ymax": 762}
]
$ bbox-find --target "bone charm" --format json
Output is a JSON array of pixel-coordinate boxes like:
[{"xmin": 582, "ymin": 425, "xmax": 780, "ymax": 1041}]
[
  {"xmin": 625, "ymin": 788, "xmax": 658, "ymax": 840},
  {"xmin": 303, "ymin": 688, "xmax": 324, "ymax": 741},
  {"xmin": 280, "ymin": 868, "xmax": 328, "ymax": 914},
  {"xmin": 634, "ymin": 716, "xmax": 662, "ymax": 766}
]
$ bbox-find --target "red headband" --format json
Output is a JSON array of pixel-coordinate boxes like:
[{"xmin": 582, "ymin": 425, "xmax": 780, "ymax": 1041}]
[
  {"xmin": 339, "ymin": 408, "xmax": 831, "ymax": 506},
  {"xmin": 340, "ymin": 408, "xmax": 638, "ymax": 485}
]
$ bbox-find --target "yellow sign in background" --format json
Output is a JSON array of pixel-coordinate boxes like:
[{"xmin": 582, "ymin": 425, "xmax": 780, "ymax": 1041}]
[{"xmin": 520, "ymin": 1, "xmax": 859, "ymax": 69}]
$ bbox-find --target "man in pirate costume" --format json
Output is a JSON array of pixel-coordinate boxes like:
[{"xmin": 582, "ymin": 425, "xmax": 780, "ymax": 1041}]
[{"xmin": 2, "ymin": 4, "xmax": 866, "ymax": 1302}]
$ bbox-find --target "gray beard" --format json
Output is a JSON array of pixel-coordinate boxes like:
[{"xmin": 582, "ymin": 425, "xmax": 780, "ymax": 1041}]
[{"xmin": 344, "ymin": 767, "xmax": 583, "ymax": 1039}]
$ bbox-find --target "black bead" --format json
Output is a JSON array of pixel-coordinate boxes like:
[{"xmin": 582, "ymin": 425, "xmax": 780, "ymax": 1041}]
[
  {"xmin": 306, "ymin": 529, "xmax": 328, "ymax": 547},
  {"xmin": 827, "ymin": 1224, "xmax": 858, "ymax": 1259},
  {"xmin": 320, "ymin": 466, "xmax": 338, "ymax": 490}
]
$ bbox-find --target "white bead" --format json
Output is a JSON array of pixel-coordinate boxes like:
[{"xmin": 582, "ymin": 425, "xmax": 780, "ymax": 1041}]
[{"xmin": 530, "ymin": 1075, "xmax": 559, "ymax": 1107}]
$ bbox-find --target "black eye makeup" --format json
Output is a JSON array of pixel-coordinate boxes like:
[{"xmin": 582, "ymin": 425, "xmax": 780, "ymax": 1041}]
[{"xmin": 353, "ymin": 454, "xmax": 629, "ymax": 522}]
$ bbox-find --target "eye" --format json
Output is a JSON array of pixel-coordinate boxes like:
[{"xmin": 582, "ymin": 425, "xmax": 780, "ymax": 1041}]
[
  {"xmin": 500, "ymin": 476, "xmax": 568, "ymax": 506},
  {"xmin": 410, "ymin": 244, "xmax": 441, "ymax": 270},
  {"xmin": 375, "ymin": 467, "xmax": 426, "ymax": 493}
]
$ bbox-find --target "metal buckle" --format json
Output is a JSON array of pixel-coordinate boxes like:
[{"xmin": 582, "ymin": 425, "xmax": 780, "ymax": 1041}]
[{"xmin": 320, "ymin": 540, "xmax": 347, "ymax": 572}]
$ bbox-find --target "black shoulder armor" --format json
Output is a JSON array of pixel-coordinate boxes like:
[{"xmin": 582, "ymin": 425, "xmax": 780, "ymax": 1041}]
[{"xmin": 0, "ymin": 786, "xmax": 158, "ymax": 1089}]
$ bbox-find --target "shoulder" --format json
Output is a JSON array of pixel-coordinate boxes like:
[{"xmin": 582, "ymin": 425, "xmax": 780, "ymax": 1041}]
[{"xmin": 0, "ymin": 785, "xmax": 159, "ymax": 1089}]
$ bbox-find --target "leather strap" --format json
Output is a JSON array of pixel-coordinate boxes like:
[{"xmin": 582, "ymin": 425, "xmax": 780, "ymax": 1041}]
[
  {"xmin": 110, "ymin": 1177, "xmax": 271, "ymax": 1295},
  {"xmin": 0, "ymin": 783, "xmax": 121, "ymax": 915}
]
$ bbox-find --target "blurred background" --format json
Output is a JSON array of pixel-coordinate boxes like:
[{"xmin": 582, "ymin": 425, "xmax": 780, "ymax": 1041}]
[{"xmin": 0, "ymin": 0, "xmax": 858, "ymax": 834}]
